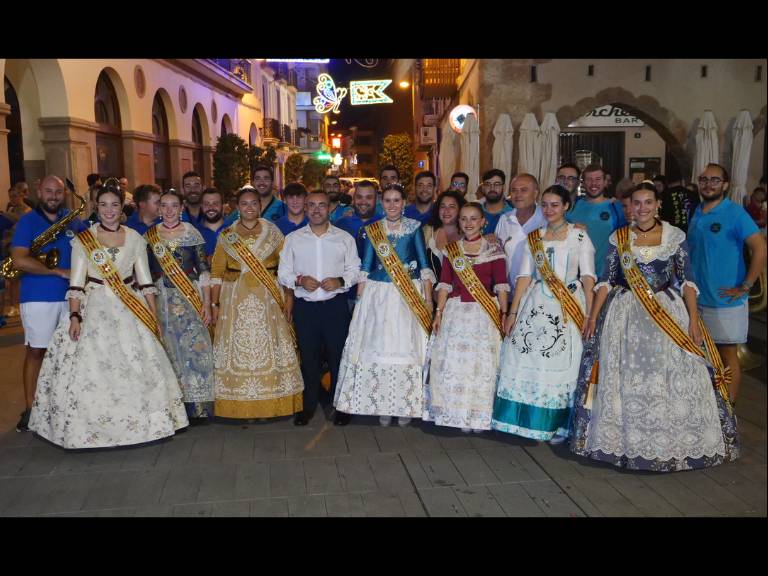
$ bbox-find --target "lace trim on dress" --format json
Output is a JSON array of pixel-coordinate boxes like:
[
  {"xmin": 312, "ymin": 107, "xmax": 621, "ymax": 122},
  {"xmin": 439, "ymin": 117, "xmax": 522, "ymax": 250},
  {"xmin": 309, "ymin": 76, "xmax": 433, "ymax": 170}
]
[
  {"xmin": 494, "ymin": 283, "xmax": 512, "ymax": 294},
  {"xmin": 65, "ymin": 288, "xmax": 86, "ymax": 301},
  {"xmin": 382, "ymin": 217, "xmax": 421, "ymax": 238},
  {"xmin": 679, "ymin": 280, "xmax": 700, "ymax": 296},
  {"xmin": 198, "ymin": 271, "xmax": 211, "ymax": 287},
  {"xmin": 357, "ymin": 270, "xmax": 370, "ymax": 282},
  {"xmin": 436, "ymin": 282, "xmax": 453, "ymax": 294},
  {"xmin": 209, "ymin": 278, "xmax": 223, "ymax": 286},
  {"xmin": 141, "ymin": 286, "xmax": 159, "ymax": 296},
  {"xmin": 608, "ymin": 221, "xmax": 685, "ymax": 264},
  {"xmin": 421, "ymin": 269, "xmax": 437, "ymax": 283},
  {"xmin": 594, "ymin": 281, "xmax": 612, "ymax": 293}
]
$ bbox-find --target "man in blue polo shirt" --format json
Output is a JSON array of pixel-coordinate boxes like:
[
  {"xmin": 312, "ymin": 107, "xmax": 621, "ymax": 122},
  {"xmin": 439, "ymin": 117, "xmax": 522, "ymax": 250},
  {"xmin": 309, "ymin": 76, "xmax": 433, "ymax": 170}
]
[
  {"xmin": 276, "ymin": 183, "xmax": 309, "ymax": 236},
  {"xmin": 688, "ymin": 163, "xmax": 766, "ymax": 404},
  {"xmin": 480, "ymin": 168, "xmax": 514, "ymax": 234},
  {"xmin": 181, "ymin": 171, "xmax": 205, "ymax": 225},
  {"xmin": 224, "ymin": 165, "xmax": 285, "ymax": 226},
  {"xmin": 404, "ymin": 170, "xmax": 436, "ymax": 225},
  {"xmin": 323, "ymin": 175, "xmax": 353, "ymax": 223},
  {"xmin": 566, "ymin": 163, "xmax": 626, "ymax": 277},
  {"xmin": 197, "ymin": 187, "xmax": 226, "ymax": 261},
  {"xmin": 125, "ymin": 184, "xmax": 161, "ymax": 236},
  {"xmin": 10, "ymin": 175, "xmax": 86, "ymax": 432}
]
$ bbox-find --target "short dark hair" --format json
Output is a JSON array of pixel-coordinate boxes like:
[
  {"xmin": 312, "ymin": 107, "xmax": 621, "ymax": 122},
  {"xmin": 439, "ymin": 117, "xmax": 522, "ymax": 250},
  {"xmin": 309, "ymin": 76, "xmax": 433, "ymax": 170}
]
[
  {"xmin": 322, "ymin": 175, "xmax": 340, "ymax": 184},
  {"xmin": 482, "ymin": 168, "xmax": 506, "ymax": 185},
  {"xmin": 379, "ymin": 164, "xmax": 400, "ymax": 179},
  {"xmin": 450, "ymin": 172, "xmax": 469, "ymax": 184},
  {"xmin": 582, "ymin": 164, "xmax": 605, "ymax": 178},
  {"xmin": 704, "ymin": 163, "xmax": 730, "ymax": 182},
  {"xmin": 283, "ymin": 182, "xmax": 308, "ymax": 198},
  {"xmin": 201, "ymin": 187, "xmax": 223, "ymax": 202},
  {"xmin": 652, "ymin": 174, "xmax": 667, "ymax": 186},
  {"xmin": 414, "ymin": 171, "xmax": 437, "ymax": 186},
  {"xmin": 133, "ymin": 184, "xmax": 161, "ymax": 205},
  {"xmin": 429, "ymin": 190, "xmax": 466, "ymax": 229},
  {"xmin": 182, "ymin": 171, "xmax": 200, "ymax": 183},
  {"xmin": 557, "ymin": 163, "xmax": 581, "ymax": 177},
  {"xmin": 159, "ymin": 188, "xmax": 184, "ymax": 204},
  {"xmin": 251, "ymin": 164, "xmax": 274, "ymax": 180},
  {"xmin": 382, "ymin": 183, "xmax": 407, "ymax": 200},
  {"xmin": 541, "ymin": 185, "xmax": 572, "ymax": 210},
  {"xmin": 87, "ymin": 173, "xmax": 101, "ymax": 187},
  {"xmin": 307, "ymin": 189, "xmax": 330, "ymax": 202},
  {"xmin": 631, "ymin": 180, "xmax": 661, "ymax": 201},
  {"xmin": 95, "ymin": 181, "xmax": 124, "ymax": 204},
  {"xmin": 354, "ymin": 179, "xmax": 378, "ymax": 193}
]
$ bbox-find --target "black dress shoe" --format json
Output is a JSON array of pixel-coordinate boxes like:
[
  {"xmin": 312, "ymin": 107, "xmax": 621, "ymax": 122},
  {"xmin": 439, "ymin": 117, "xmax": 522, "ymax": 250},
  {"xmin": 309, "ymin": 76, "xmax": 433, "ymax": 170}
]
[
  {"xmin": 294, "ymin": 411, "xmax": 311, "ymax": 426},
  {"xmin": 333, "ymin": 411, "xmax": 352, "ymax": 426},
  {"xmin": 15, "ymin": 409, "xmax": 31, "ymax": 433}
]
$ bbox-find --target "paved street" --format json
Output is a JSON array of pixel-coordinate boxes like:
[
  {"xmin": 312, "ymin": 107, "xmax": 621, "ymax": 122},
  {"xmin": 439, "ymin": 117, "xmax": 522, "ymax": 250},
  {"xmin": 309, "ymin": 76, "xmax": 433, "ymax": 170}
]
[{"xmin": 0, "ymin": 315, "xmax": 765, "ymax": 517}]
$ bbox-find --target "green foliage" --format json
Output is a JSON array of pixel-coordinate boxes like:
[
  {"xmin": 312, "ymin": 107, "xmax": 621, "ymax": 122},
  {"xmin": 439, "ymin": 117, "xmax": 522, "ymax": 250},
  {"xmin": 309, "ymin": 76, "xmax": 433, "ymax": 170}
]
[
  {"xmin": 284, "ymin": 153, "xmax": 305, "ymax": 184},
  {"xmin": 248, "ymin": 143, "xmax": 277, "ymax": 176},
  {"xmin": 378, "ymin": 133, "xmax": 415, "ymax": 193},
  {"xmin": 213, "ymin": 133, "xmax": 250, "ymax": 195},
  {"xmin": 302, "ymin": 158, "xmax": 330, "ymax": 189}
]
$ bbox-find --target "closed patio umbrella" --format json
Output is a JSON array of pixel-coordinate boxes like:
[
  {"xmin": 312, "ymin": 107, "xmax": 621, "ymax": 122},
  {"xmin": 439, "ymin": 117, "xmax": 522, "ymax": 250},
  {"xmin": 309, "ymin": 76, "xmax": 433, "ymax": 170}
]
[
  {"xmin": 692, "ymin": 110, "xmax": 719, "ymax": 181},
  {"xmin": 518, "ymin": 112, "xmax": 541, "ymax": 177},
  {"xmin": 461, "ymin": 114, "xmax": 480, "ymax": 201},
  {"xmin": 492, "ymin": 113, "xmax": 514, "ymax": 195},
  {"xmin": 538, "ymin": 112, "xmax": 561, "ymax": 190},
  {"xmin": 730, "ymin": 110, "xmax": 753, "ymax": 206}
]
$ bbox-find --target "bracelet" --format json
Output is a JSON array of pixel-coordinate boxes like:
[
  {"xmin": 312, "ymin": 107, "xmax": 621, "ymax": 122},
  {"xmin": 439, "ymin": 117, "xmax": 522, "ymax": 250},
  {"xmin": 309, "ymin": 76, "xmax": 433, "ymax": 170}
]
[
  {"xmin": 211, "ymin": 302, "xmax": 220, "ymax": 308},
  {"xmin": 69, "ymin": 312, "xmax": 82, "ymax": 322},
  {"xmin": 435, "ymin": 308, "xmax": 443, "ymax": 315},
  {"xmin": 509, "ymin": 311, "xmax": 518, "ymax": 315}
]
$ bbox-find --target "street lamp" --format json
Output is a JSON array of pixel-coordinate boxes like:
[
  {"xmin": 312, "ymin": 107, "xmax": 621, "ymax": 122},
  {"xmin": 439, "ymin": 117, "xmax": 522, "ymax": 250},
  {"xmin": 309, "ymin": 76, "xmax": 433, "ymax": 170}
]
[{"xmin": 399, "ymin": 80, "xmax": 410, "ymax": 89}]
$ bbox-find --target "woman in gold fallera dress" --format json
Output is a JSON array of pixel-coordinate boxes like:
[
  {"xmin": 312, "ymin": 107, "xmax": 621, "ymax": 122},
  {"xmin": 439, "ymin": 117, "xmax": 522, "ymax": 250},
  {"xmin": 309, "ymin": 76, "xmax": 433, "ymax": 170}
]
[{"xmin": 210, "ymin": 187, "xmax": 303, "ymax": 419}]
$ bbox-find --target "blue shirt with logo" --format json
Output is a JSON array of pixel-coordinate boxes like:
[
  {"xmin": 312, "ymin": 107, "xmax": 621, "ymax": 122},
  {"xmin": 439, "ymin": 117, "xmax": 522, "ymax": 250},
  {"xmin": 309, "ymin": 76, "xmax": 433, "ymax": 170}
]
[
  {"xmin": 224, "ymin": 196, "xmax": 286, "ymax": 227},
  {"xmin": 566, "ymin": 198, "xmax": 627, "ymax": 278},
  {"xmin": 125, "ymin": 211, "xmax": 159, "ymax": 237},
  {"xmin": 688, "ymin": 198, "xmax": 759, "ymax": 308},
  {"xmin": 11, "ymin": 207, "xmax": 87, "ymax": 303},
  {"xmin": 181, "ymin": 207, "xmax": 205, "ymax": 225},
  {"xmin": 404, "ymin": 203, "xmax": 434, "ymax": 225},
  {"xmin": 196, "ymin": 222, "xmax": 226, "ymax": 257},
  {"xmin": 330, "ymin": 204, "xmax": 354, "ymax": 223},
  {"xmin": 275, "ymin": 215, "xmax": 308, "ymax": 237},
  {"xmin": 483, "ymin": 202, "xmax": 514, "ymax": 235}
]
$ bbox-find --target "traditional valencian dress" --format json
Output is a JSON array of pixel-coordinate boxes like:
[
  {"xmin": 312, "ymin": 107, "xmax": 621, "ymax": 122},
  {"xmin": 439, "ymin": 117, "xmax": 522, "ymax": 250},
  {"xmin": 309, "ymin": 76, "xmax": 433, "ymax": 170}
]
[
  {"xmin": 424, "ymin": 237, "xmax": 509, "ymax": 430},
  {"xmin": 570, "ymin": 222, "xmax": 739, "ymax": 471},
  {"xmin": 335, "ymin": 217, "xmax": 436, "ymax": 419},
  {"xmin": 492, "ymin": 224, "xmax": 596, "ymax": 440},
  {"xmin": 29, "ymin": 224, "xmax": 188, "ymax": 449},
  {"xmin": 146, "ymin": 223, "xmax": 215, "ymax": 419},
  {"xmin": 210, "ymin": 219, "xmax": 303, "ymax": 418}
]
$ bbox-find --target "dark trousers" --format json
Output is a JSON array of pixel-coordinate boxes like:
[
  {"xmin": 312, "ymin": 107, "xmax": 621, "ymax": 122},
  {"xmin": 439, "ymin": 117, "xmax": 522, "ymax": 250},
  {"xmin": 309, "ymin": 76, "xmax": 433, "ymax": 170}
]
[{"xmin": 294, "ymin": 293, "xmax": 351, "ymax": 413}]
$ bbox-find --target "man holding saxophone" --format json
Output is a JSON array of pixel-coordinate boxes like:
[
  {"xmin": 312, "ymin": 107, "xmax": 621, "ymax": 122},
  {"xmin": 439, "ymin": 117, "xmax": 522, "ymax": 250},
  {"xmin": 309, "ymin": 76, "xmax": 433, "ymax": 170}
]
[{"xmin": 8, "ymin": 175, "xmax": 86, "ymax": 432}]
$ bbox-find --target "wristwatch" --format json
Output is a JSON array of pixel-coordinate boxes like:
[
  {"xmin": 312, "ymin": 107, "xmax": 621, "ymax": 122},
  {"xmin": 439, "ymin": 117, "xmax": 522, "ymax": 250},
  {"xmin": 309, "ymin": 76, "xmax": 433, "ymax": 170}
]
[
  {"xmin": 742, "ymin": 279, "xmax": 754, "ymax": 291},
  {"xmin": 338, "ymin": 276, "xmax": 345, "ymax": 287}
]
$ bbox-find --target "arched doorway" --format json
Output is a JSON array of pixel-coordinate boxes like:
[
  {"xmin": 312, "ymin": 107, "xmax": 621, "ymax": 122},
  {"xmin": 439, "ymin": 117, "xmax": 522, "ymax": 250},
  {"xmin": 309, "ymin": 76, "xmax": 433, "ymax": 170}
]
[
  {"xmin": 152, "ymin": 92, "xmax": 171, "ymax": 190},
  {"xmin": 249, "ymin": 122, "xmax": 258, "ymax": 147},
  {"xmin": 94, "ymin": 71, "xmax": 124, "ymax": 178},
  {"xmin": 4, "ymin": 76, "xmax": 25, "ymax": 185},
  {"xmin": 192, "ymin": 106, "xmax": 205, "ymax": 177},
  {"xmin": 220, "ymin": 114, "xmax": 232, "ymax": 138}
]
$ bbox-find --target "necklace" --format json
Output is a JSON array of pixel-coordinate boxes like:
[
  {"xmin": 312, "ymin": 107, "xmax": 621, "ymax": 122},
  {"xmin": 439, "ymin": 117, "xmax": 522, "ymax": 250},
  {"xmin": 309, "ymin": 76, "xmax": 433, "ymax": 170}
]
[
  {"xmin": 162, "ymin": 221, "xmax": 181, "ymax": 230},
  {"xmin": 636, "ymin": 220, "xmax": 657, "ymax": 233},
  {"xmin": 546, "ymin": 221, "xmax": 568, "ymax": 236},
  {"xmin": 239, "ymin": 220, "xmax": 260, "ymax": 231},
  {"xmin": 464, "ymin": 234, "xmax": 482, "ymax": 242},
  {"xmin": 100, "ymin": 223, "xmax": 121, "ymax": 233}
]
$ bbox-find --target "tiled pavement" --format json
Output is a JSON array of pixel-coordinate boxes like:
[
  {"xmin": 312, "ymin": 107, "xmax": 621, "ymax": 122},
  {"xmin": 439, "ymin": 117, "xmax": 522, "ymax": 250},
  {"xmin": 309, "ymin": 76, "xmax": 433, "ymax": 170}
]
[{"xmin": 0, "ymin": 328, "xmax": 765, "ymax": 517}]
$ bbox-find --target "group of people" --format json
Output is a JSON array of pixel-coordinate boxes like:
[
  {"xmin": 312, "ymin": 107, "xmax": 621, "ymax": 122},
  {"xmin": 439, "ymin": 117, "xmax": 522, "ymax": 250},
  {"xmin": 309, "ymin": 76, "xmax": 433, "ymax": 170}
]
[{"xmin": 7, "ymin": 158, "xmax": 766, "ymax": 473}]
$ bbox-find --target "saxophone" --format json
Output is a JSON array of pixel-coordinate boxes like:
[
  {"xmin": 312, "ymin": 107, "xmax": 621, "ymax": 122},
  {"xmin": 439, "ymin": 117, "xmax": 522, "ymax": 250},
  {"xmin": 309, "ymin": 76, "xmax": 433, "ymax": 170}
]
[{"xmin": 0, "ymin": 178, "xmax": 87, "ymax": 280}]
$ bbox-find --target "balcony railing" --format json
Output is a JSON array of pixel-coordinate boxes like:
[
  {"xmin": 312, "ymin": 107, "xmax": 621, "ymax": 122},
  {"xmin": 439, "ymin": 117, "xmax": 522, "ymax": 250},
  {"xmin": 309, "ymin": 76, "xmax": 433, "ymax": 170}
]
[
  {"xmin": 263, "ymin": 118, "xmax": 281, "ymax": 141},
  {"xmin": 282, "ymin": 124, "xmax": 294, "ymax": 145},
  {"xmin": 209, "ymin": 59, "xmax": 252, "ymax": 86},
  {"xmin": 421, "ymin": 59, "xmax": 461, "ymax": 99}
]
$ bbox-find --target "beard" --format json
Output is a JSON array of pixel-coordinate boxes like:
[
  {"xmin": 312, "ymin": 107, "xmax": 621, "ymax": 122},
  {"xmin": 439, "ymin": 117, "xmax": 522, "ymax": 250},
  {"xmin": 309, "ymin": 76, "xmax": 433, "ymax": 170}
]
[
  {"xmin": 41, "ymin": 200, "xmax": 62, "ymax": 215},
  {"xmin": 356, "ymin": 205, "xmax": 374, "ymax": 219},
  {"xmin": 485, "ymin": 191, "xmax": 504, "ymax": 203},
  {"xmin": 203, "ymin": 210, "xmax": 222, "ymax": 223}
]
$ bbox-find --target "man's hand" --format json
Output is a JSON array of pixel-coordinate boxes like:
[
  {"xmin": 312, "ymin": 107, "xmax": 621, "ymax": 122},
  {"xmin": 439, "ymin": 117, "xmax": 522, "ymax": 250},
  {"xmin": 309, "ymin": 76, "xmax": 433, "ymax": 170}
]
[
  {"xmin": 56, "ymin": 268, "xmax": 70, "ymax": 280},
  {"xmin": 300, "ymin": 275, "xmax": 321, "ymax": 292},
  {"xmin": 69, "ymin": 317, "xmax": 81, "ymax": 341},
  {"xmin": 320, "ymin": 277, "xmax": 342, "ymax": 292},
  {"xmin": 718, "ymin": 285, "xmax": 749, "ymax": 303}
]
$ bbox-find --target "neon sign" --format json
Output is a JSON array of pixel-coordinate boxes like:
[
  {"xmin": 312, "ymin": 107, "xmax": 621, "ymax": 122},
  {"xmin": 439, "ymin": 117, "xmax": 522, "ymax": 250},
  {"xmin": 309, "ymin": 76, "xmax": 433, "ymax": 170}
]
[
  {"xmin": 349, "ymin": 80, "xmax": 393, "ymax": 105},
  {"xmin": 313, "ymin": 73, "xmax": 347, "ymax": 114}
]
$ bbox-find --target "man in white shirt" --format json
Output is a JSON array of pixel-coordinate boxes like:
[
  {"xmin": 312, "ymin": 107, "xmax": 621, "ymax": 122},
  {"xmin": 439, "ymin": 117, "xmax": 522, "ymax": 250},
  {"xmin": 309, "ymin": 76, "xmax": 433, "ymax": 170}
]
[
  {"xmin": 278, "ymin": 190, "xmax": 361, "ymax": 426},
  {"xmin": 494, "ymin": 173, "xmax": 547, "ymax": 289}
]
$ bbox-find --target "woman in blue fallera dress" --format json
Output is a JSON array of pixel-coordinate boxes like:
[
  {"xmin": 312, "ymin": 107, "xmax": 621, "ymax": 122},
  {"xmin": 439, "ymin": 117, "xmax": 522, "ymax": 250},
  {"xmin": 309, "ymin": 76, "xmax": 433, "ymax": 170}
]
[
  {"xmin": 335, "ymin": 184, "xmax": 436, "ymax": 427},
  {"xmin": 146, "ymin": 190, "xmax": 215, "ymax": 423},
  {"xmin": 570, "ymin": 182, "xmax": 739, "ymax": 471}
]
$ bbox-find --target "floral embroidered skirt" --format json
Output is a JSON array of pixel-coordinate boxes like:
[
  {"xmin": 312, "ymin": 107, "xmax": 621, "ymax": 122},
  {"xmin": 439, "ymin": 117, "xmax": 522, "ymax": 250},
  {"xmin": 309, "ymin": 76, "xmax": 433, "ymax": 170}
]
[
  {"xmin": 491, "ymin": 280, "xmax": 585, "ymax": 440},
  {"xmin": 335, "ymin": 279, "xmax": 428, "ymax": 418},
  {"xmin": 156, "ymin": 281, "xmax": 215, "ymax": 418},
  {"xmin": 29, "ymin": 285, "xmax": 188, "ymax": 449},
  {"xmin": 569, "ymin": 288, "xmax": 739, "ymax": 471},
  {"xmin": 423, "ymin": 298, "xmax": 501, "ymax": 430},
  {"xmin": 213, "ymin": 276, "xmax": 303, "ymax": 419}
]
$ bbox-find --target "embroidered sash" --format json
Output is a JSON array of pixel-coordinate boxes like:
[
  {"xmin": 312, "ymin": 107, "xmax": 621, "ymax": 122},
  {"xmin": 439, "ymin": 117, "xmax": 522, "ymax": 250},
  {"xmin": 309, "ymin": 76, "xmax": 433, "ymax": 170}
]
[
  {"xmin": 366, "ymin": 220, "xmax": 432, "ymax": 335},
  {"xmin": 77, "ymin": 228, "xmax": 162, "ymax": 341},
  {"xmin": 146, "ymin": 226, "xmax": 203, "ymax": 318},
  {"xmin": 527, "ymin": 229, "xmax": 585, "ymax": 327},
  {"xmin": 221, "ymin": 225, "xmax": 296, "ymax": 343},
  {"xmin": 445, "ymin": 240, "xmax": 503, "ymax": 335},
  {"xmin": 616, "ymin": 226, "xmax": 732, "ymax": 409}
]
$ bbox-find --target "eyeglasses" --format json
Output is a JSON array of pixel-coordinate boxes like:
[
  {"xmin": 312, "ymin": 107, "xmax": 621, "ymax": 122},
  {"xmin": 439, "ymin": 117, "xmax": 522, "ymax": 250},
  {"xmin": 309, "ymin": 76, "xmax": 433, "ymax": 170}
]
[
  {"xmin": 416, "ymin": 184, "xmax": 435, "ymax": 190},
  {"xmin": 556, "ymin": 176, "xmax": 579, "ymax": 183},
  {"xmin": 483, "ymin": 181, "xmax": 504, "ymax": 189},
  {"xmin": 451, "ymin": 181, "xmax": 467, "ymax": 189},
  {"xmin": 698, "ymin": 176, "xmax": 723, "ymax": 185}
]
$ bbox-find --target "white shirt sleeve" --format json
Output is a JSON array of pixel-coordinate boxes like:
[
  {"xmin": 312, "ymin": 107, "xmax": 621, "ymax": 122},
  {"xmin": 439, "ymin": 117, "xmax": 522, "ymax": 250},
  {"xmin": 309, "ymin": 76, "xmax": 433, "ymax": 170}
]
[
  {"xmin": 578, "ymin": 230, "xmax": 597, "ymax": 281},
  {"xmin": 341, "ymin": 233, "xmax": 362, "ymax": 288},
  {"xmin": 277, "ymin": 234, "xmax": 297, "ymax": 289},
  {"xmin": 517, "ymin": 242, "xmax": 534, "ymax": 279}
]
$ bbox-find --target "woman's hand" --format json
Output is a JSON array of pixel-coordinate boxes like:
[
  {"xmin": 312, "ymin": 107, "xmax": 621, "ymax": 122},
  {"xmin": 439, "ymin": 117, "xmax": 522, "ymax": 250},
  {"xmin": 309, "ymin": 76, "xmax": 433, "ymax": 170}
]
[
  {"xmin": 283, "ymin": 299, "xmax": 293, "ymax": 323},
  {"xmin": 432, "ymin": 313, "xmax": 441, "ymax": 334},
  {"xmin": 202, "ymin": 304, "xmax": 212, "ymax": 327},
  {"xmin": 582, "ymin": 316, "xmax": 597, "ymax": 341},
  {"xmin": 689, "ymin": 319, "xmax": 703, "ymax": 347},
  {"xmin": 504, "ymin": 312, "xmax": 517, "ymax": 336},
  {"xmin": 211, "ymin": 305, "xmax": 219, "ymax": 326},
  {"xmin": 69, "ymin": 318, "xmax": 81, "ymax": 341}
]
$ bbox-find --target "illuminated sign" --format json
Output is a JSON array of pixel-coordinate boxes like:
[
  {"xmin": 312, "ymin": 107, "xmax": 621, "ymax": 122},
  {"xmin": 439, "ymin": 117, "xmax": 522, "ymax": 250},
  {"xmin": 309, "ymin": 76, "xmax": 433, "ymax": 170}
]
[
  {"xmin": 568, "ymin": 105, "xmax": 644, "ymax": 127},
  {"xmin": 313, "ymin": 73, "xmax": 347, "ymax": 114},
  {"xmin": 349, "ymin": 80, "xmax": 393, "ymax": 105},
  {"xmin": 332, "ymin": 137, "xmax": 342, "ymax": 149},
  {"xmin": 260, "ymin": 59, "xmax": 330, "ymax": 63},
  {"xmin": 449, "ymin": 105, "xmax": 477, "ymax": 134},
  {"xmin": 316, "ymin": 152, "xmax": 332, "ymax": 161},
  {"xmin": 333, "ymin": 153, "xmax": 343, "ymax": 166}
]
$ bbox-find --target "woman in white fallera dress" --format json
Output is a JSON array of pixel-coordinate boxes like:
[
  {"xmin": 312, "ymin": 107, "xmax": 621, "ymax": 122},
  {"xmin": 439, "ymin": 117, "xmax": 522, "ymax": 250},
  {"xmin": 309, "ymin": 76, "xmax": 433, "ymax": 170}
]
[
  {"xmin": 29, "ymin": 184, "xmax": 188, "ymax": 449},
  {"xmin": 492, "ymin": 185, "xmax": 596, "ymax": 443}
]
